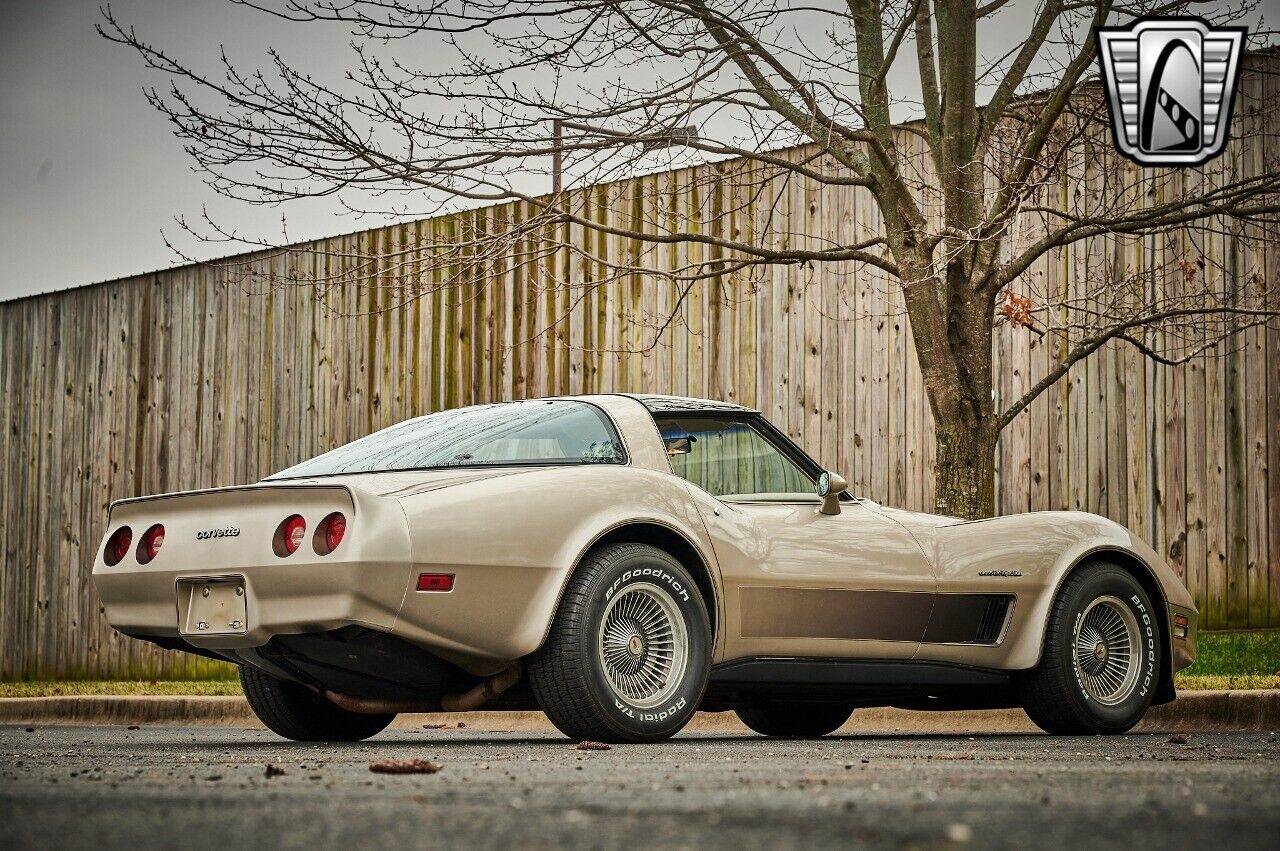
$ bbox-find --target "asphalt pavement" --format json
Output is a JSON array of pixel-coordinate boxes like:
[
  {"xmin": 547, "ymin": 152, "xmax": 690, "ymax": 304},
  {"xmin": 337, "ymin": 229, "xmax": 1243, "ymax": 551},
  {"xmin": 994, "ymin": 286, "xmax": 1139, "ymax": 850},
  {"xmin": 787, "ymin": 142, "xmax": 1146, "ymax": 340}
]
[{"xmin": 2, "ymin": 725, "xmax": 1278, "ymax": 850}]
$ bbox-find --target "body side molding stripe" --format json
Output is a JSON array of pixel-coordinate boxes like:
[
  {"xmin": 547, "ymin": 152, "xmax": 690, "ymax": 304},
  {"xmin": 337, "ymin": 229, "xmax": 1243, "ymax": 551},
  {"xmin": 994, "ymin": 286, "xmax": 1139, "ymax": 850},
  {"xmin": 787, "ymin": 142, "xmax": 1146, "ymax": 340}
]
[{"xmin": 739, "ymin": 587, "xmax": 1013, "ymax": 644}]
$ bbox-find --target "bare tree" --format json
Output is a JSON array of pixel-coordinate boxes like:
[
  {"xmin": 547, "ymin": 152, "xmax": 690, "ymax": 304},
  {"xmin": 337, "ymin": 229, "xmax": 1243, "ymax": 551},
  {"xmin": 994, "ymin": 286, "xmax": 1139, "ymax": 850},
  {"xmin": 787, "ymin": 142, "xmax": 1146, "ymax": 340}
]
[{"xmin": 101, "ymin": 0, "xmax": 1280, "ymax": 519}]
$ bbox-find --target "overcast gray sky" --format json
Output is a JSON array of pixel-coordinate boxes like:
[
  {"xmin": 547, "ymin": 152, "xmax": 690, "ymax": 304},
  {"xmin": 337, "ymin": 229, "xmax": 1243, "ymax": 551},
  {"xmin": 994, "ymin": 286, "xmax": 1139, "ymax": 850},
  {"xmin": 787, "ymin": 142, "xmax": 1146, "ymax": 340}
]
[
  {"xmin": 0, "ymin": 0, "xmax": 360, "ymax": 302},
  {"xmin": 2, "ymin": 0, "xmax": 1275, "ymax": 303}
]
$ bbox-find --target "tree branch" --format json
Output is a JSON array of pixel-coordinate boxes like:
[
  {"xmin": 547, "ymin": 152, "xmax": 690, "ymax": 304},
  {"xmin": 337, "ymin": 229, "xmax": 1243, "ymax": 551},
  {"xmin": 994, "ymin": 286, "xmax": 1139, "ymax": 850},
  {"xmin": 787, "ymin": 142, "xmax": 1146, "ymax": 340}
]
[{"xmin": 996, "ymin": 307, "xmax": 1280, "ymax": 431}]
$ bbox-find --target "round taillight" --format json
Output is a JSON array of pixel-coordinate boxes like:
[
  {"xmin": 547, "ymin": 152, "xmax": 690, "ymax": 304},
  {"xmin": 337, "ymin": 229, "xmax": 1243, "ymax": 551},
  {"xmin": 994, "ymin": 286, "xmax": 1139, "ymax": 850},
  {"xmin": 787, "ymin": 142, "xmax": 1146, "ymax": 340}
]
[
  {"xmin": 104, "ymin": 526, "xmax": 132, "ymax": 566},
  {"xmin": 316, "ymin": 512, "xmax": 346, "ymax": 555},
  {"xmin": 275, "ymin": 514, "xmax": 306, "ymax": 557},
  {"xmin": 138, "ymin": 524, "xmax": 165, "ymax": 564}
]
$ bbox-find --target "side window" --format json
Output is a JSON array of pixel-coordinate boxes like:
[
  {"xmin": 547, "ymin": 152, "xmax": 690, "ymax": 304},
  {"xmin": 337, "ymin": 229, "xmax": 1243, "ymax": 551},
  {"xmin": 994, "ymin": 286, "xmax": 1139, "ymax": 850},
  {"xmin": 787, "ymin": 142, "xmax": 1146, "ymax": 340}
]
[{"xmin": 653, "ymin": 415, "xmax": 815, "ymax": 498}]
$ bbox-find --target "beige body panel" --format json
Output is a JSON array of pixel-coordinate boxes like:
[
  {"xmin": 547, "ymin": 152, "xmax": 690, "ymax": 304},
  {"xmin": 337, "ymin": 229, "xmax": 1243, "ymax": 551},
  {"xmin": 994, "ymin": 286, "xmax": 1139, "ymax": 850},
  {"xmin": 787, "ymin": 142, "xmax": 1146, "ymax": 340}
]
[
  {"xmin": 885, "ymin": 507, "xmax": 1195, "ymax": 671},
  {"xmin": 387, "ymin": 395, "xmax": 719, "ymax": 673},
  {"xmin": 683, "ymin": 493, "xmax": 1196, "ymax": 672},
  {"xmin": 391, "ymin": 464, "xmax": 717, "ymax": 673},
  {"xmin": 91, "ymin": 393, "xmax": 1197, "ymax": 684},
  {"xmin": 687, "ymin": 491, "xmax": 937, "ymax": 662}
]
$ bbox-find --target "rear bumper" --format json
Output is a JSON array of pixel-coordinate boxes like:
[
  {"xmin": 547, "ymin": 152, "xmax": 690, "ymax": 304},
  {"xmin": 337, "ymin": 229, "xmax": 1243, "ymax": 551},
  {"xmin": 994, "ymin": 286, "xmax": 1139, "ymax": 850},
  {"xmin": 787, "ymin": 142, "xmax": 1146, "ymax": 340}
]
[
  {"xmin": 97, "ymin": 555, "xmax": 569, "ymax": 675},
  {"xmin": 95, "ymin": 555, "xmax": 416, "ymax": 652},
  {"xmin": 95, "ymin": 554, "xmax": 567, "ymax": 677}
]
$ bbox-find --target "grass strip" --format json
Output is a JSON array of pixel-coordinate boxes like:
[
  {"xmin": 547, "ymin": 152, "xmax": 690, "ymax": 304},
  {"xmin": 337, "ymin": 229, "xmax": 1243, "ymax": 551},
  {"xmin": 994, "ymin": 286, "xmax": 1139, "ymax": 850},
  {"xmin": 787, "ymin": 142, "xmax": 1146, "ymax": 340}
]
[
  {"xmin": 1186, "ymin": 630, "xmax": 1280, "ymax": 676},
  {"xmin": 0, "ymin": 680, "xmax": 242, "ymax": 698},
  {"xmin": 1174, "ymin": 674, "xmax": 1280, "ymax": 691}
]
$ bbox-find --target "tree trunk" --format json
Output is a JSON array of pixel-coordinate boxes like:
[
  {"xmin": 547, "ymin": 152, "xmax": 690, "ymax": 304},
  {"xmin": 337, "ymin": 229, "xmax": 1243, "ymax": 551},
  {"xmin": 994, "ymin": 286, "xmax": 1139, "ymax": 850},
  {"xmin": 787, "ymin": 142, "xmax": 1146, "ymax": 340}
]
[
  {"xmin": 894, "ymin": 257, "xmax": 1000, "ymax": 521},
  {"xmin": 933, "ymin": 421, "xmax": 997, "ymax": 520}
]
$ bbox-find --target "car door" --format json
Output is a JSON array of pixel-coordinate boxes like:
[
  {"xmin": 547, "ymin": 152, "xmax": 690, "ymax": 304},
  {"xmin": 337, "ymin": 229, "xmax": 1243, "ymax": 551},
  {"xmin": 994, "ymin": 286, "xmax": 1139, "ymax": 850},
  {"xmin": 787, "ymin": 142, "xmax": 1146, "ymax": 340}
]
[{"xmin": 653, "ymin": 413, "xmax": 938, "ymax": 663}]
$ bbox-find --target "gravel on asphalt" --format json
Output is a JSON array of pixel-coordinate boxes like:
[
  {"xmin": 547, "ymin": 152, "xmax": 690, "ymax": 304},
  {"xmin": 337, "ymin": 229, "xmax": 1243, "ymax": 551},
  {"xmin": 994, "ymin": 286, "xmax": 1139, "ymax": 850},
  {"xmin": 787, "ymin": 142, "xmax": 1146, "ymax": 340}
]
[{"xmin": 2, "ymin": 725, "xmax": 1277, "ymax": 850}]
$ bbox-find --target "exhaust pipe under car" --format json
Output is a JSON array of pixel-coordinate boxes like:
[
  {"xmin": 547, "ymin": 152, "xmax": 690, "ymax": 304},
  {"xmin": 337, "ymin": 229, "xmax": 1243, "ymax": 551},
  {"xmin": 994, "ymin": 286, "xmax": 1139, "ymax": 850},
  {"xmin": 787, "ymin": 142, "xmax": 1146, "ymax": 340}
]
[{"xmin": 323, "ymin": 662, "xmax": 523, "ymax": 715}]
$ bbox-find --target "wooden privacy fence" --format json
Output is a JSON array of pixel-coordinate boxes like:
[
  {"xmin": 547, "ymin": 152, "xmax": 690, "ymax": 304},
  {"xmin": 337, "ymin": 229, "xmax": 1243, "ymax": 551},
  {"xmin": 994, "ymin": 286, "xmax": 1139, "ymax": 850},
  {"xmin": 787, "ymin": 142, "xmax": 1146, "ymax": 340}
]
[{"xmin": 2, "ymin": 85, "xmax": 1279, "ymax": 681}]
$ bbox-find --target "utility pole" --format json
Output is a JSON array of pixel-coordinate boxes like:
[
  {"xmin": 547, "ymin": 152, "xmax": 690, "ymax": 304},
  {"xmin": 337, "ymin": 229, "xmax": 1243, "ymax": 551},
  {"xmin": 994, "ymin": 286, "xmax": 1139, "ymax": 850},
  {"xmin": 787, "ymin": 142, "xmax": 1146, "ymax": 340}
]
[
  {"xmin": 551, "ymin": 119, "xmax": 696, "ymax": 194},
  {"xmin": 551, "ymin": 119, "xmax": 563, "ymax": 194}
]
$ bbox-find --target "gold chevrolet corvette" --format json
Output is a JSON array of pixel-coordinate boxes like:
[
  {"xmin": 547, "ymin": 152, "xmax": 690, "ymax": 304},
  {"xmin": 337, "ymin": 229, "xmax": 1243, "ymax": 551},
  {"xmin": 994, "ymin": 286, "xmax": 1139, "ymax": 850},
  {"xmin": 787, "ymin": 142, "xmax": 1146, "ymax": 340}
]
[{"xmin": 92, "ymin": 395, "xmax": 1197, "ymax": 743}]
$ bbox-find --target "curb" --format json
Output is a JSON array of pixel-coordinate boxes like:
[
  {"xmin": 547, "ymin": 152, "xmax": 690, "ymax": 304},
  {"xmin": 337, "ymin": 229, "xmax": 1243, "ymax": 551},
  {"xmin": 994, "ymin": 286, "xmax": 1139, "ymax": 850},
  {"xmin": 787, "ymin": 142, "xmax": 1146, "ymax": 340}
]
[{"xmin": 2, "ymin": 690, "xmax": 1277, "ymax": 733}]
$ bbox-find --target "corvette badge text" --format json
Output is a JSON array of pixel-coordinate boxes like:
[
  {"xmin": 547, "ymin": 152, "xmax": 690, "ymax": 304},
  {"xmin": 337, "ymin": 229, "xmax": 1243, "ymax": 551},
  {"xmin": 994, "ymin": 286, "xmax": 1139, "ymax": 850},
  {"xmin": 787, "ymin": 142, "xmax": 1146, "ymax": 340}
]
[
  {"xmin": 1095, "ymin": 17, "xmax": 1246, "ymax": 166},
  {"xmin": 196, "ymin": 527, "xmax": 240, "ymax": 540}
]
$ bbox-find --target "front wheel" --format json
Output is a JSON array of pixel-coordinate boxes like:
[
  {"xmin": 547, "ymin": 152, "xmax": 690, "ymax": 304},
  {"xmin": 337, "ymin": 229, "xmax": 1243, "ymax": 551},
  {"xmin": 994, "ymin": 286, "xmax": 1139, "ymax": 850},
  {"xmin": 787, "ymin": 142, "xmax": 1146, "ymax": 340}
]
[
  {"xmin": 240, "ymin": 665, "xmax": 394, "ymax": 742},
  {"xmin": 528, "ymin": 543, "xmax": 711, "ymax": 743},
  {"xmin": 1021, "ymin": 561, "xmax": 1161, "ymax": 735},
  {"xmin": 735, "ymin": 702, "xmax": 855, "ymax": 738}
]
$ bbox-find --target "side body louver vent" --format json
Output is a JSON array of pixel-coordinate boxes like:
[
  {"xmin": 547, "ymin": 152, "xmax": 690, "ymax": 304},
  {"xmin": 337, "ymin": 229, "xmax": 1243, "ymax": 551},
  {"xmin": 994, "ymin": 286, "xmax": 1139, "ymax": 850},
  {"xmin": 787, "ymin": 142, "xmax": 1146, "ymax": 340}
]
[{"xmin": 974, "ymin": 596, "xmax": 1014, "ymax": 644}]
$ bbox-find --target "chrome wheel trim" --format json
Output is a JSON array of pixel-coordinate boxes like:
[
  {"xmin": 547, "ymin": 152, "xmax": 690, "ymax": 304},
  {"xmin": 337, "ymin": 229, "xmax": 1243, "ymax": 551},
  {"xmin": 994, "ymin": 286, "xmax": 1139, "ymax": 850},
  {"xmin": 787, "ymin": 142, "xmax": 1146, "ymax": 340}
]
[
  {"xmin": 597, "ymin": 582, "xmax": 689, "ymax": 710},
  {"xmin": 1073, "ymin": 595, "xmax": 1143, "ymax": 706}
]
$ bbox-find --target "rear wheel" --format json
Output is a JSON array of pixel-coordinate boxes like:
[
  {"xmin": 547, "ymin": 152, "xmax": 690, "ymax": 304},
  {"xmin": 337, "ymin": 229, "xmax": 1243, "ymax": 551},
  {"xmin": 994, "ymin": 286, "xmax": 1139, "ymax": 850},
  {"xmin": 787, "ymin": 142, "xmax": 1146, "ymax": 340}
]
[
  {"xmin": 529, "ymin": 543, "xmax": 711, "ymax": 743},
  {"xmin": 1021, "ymin": 561, "xmax": 1161, "ymax": 735},
  {"xmin": 239, "ymin": 665, "xmax": 394, "ymax": 742},
  {"xmin": 735, "ymin": 702, "xmax": 855, "ymax": 738}
]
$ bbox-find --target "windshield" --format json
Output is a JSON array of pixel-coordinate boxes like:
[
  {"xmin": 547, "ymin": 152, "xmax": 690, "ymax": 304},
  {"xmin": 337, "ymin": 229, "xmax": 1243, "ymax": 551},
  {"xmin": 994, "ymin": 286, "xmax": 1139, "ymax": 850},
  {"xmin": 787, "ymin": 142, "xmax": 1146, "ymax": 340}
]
[{"xmin": 268, "ymin": 400, "xmax": 625, "ymax": 479}]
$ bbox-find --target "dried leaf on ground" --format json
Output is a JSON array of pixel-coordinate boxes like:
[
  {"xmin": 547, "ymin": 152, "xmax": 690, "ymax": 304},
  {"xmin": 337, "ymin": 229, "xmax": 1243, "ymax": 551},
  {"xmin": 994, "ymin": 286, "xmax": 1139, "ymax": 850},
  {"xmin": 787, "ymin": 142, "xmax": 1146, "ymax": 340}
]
[
  {"xmin": 576, "ymin": 741, "xmax": 612, "ymax": 751},
  {"xmin": 368, "ymin": 758, "xmax": 443, "ymax": 775}
]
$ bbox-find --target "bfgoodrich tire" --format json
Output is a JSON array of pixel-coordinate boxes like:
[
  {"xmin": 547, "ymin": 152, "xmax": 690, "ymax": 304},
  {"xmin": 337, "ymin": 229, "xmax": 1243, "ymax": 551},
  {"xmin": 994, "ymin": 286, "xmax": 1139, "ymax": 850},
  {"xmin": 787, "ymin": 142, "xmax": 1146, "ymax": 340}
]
[
  {"xmin": 528, "ymin": 543, "xmax": 711, "ymax": 743},
  {"xmin": 735, "ymin": 702, "xmax": 855, "ymax": 738},
  {"xmin": 239, "ymin": 665, "xmax": 394, "ymax": 742},
  {"xmin": 1021, "ymin": 561, "xmax": 1162, "ymax": 735}
]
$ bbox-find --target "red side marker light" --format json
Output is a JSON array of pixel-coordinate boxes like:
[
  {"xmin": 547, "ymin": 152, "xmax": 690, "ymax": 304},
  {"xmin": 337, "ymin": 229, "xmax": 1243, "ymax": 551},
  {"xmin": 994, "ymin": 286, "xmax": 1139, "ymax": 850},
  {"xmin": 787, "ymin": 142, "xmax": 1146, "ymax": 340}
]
[{"xmin": 416, "ymin": 574, "xmax": 454, "ymax": 592}]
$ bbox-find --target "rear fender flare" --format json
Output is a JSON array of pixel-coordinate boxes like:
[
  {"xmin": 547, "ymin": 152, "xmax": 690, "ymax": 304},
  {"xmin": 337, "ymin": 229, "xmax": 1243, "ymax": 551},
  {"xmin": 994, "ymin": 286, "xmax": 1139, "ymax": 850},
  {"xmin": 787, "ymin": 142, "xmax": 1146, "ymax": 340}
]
[{"xmin": 535, "ymin": 516, "xmax": 722, "ymax": 656}]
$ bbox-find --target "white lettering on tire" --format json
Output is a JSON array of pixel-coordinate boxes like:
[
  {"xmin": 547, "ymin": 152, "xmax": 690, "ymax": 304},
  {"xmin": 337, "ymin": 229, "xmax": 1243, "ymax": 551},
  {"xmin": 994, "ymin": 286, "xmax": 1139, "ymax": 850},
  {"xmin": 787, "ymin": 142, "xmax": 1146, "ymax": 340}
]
[
  {"xmin": 639, "ymin": 696, "xmax": 686, "ymax": 723},
  {"xmin": 1132, "ymin": 594, "xmax": 1155, "ymax": 698},
  {"xmin": 615, "ymin": 692, "xmax": 688, "ymax": 723},
  {"xmin": 604, "ymin": 568, "xmax": 690, "ymax": 603}
]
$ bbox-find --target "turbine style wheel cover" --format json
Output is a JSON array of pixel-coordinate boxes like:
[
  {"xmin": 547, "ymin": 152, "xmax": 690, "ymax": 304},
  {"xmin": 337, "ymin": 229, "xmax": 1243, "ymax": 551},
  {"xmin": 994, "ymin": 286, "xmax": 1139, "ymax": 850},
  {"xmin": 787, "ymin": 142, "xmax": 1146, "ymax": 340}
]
[
  {"xmin": 1072, "ymin": 595, "xmax": 1144, "ymax": 706},
  {"xmin": 597, "ymin": 582, "xmax": 689, "ymax": 709}
]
